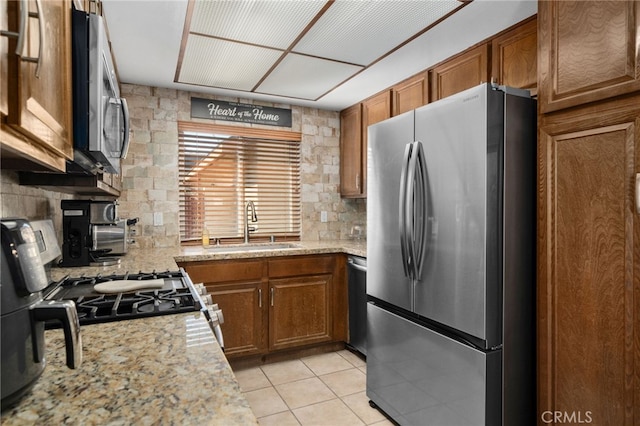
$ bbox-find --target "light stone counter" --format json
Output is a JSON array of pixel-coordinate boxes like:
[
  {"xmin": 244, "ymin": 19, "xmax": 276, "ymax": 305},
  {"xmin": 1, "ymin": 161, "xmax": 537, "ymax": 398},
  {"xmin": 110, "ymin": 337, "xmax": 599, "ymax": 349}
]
[
  {"xmin": 5, "ymin": 240, "xmax": 366, "ymax": 424},
  {"xmin": 175, "ymin": 239, "xmax": 367, "ymax": 263},
  {"xmin": 47, "ymin": 239, "xmax": 366, "ymax": 281},
  {"xmin": 0, "ymin": 313, "xmax": 257, "ymax": 425}
]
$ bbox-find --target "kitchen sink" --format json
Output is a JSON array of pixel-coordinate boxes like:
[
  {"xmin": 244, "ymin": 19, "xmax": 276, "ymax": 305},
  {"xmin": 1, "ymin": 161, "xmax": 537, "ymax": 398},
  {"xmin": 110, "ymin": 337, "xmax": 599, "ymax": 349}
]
[{"xmin": 205, "ymin": 243, "xmax": 302, "ymax": 253}]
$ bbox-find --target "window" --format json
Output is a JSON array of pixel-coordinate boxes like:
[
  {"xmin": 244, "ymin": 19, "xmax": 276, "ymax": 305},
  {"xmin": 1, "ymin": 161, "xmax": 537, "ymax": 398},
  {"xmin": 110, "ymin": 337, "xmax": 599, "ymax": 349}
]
[{"xmin": 178, "ymin": 121, "xmax": 301, "ymax": 243}]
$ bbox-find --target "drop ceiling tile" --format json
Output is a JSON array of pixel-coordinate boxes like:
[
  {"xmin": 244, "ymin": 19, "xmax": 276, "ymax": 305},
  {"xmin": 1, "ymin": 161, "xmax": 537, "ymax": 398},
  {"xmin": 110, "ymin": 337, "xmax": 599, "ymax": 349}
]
[
  {"xmin": 294, "ymin": 0, "xmax": 462, "ymax": 65},
  {"xmin": 190, "ymin": 0, "xmax": 327, "ymax": 49},
  {"xmin": 256, "ymin": 53, "xmax": 363, "ymax": 100},
  {"xmin": 178, "ymin": 35, "xmax": 282, "ymax": 91}
]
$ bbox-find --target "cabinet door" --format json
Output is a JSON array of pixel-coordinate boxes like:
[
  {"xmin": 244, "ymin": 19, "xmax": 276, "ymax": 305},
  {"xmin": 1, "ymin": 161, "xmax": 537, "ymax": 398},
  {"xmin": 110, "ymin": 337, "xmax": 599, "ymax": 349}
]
[
  {"xmin": 430, "ymin": 43, "xmax": 489, "ymax": 102},
  {"xmin": 538, "ymin": 96, "xmax": 640, "ymax": 425},
  {"xmin": 340, "ymin": 103, "xmax": 363, "ymax": 198},
  {"xmin": 1, "ymin": 0, "xmax": 73, "ymax": 171},
  {"xmin": 392, "ymin": 71, "xmax": 428, "ymax": 116},
  {"xmin": 361, "ymin": 90, "xmax": 392, "ymax": 197},
  {"xmin": 206, "ymin": 281, "xmax": 266, "ymax": 358},
  {"xmin": 539, "ymin": 1, "xmax": 640, "ymax": 113},
  {"xmin": 1, "ymin": 2, "xmax": 7, "ymax": 117},
  {"xmin": 491, "ymin": 17, "xmax": 537, "ymax": 95},
  {"xmin": 180, "ymin": 259, "xmax": 266, "ymax": 358},
  {"xmin": 269, "ymin": 274, "xmax": 332, "ymax": 351}
]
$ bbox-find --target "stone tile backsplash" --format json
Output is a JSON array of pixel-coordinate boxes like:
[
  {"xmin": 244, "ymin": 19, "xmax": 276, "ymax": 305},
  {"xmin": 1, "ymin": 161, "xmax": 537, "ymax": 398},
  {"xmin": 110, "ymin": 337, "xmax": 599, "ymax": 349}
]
[
  {"xmin": 0, "ymin": 84, "xmax": 366, "ymax": 248},
  {"xmin": 118, "ymin": 84, "xmax": 365, "ymax": 248}
]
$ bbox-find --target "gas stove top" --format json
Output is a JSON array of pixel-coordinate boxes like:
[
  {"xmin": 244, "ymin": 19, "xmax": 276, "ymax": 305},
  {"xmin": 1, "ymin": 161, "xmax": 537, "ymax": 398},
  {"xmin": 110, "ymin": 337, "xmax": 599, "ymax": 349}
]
[
  {"xmin": 44, "ymin": 269, "xmax": 225, "ymax": 349},
  {"xmin": 45, "ymin": 270, "xmax": 201, "ymax": 325}
]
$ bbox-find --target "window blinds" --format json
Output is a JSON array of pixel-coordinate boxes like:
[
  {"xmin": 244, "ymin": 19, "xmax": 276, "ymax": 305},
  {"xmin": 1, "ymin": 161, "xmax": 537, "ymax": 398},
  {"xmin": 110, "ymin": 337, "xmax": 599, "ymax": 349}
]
[{"xmin": 178, "ymin": 121, "xmax": 301, "ymax": 243}]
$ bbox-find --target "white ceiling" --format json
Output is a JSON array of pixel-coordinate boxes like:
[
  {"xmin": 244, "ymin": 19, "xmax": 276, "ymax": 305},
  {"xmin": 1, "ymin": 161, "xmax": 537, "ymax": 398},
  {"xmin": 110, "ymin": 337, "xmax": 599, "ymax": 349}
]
[{"xmin": 101, "ymin": 0, "xmax": 537, "ymax": 111}]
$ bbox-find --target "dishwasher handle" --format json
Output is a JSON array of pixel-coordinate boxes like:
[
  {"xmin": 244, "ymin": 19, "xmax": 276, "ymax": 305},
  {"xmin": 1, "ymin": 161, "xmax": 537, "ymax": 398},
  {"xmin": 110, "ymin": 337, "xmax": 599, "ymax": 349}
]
[{"xmin": 347, "ymin": 257, "xmax": 367, "ymax": 273}]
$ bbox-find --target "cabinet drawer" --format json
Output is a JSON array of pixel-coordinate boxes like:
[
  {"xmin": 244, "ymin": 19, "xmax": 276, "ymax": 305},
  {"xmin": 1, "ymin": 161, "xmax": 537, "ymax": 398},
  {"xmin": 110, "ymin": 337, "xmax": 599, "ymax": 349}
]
[
  {"xmin": 268, "ymin": 255, "xmax": 335, "ymax": 278},
  {"xmin": 181, "ymin": 259, "xmax": 264, "ymax": 284}
]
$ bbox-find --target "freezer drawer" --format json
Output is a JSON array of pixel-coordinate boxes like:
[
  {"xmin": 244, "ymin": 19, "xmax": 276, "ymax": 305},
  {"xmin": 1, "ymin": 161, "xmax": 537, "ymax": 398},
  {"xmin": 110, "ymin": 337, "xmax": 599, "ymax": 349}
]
[{"xmin": 366, "ymin": 302, "xmax": 500, "ymax": 426}]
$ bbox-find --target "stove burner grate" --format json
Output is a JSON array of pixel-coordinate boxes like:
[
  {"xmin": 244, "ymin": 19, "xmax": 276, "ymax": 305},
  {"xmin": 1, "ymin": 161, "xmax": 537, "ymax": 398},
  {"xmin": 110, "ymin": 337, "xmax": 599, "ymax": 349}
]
[{"xmin": 45, "ymin": 270, "xmax": 199, "ymax": 327}]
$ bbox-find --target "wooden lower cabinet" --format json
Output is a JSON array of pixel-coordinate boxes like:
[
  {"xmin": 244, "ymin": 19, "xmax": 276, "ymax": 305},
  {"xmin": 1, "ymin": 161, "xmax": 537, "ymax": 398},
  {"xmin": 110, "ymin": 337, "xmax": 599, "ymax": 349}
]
[
  {"xmin": 178, "ymin": 254, "xmax": 347, "ymax": 360},
  {"xmin": 269, "ymin": 274, "xmax": 332, "ymax": 351},
  {"xmin": 207, "ymin": 281, "xmax": 266, "ymax": 357}
]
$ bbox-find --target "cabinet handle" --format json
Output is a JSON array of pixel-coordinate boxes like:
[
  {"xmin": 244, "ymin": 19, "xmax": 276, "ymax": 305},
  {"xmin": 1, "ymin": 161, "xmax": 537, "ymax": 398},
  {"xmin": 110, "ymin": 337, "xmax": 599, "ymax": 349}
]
[
  {"xmin": 3, "ymin": 0, "xmax": 44, "ymax": 77},
  {"xmin": 636, "ymin": 173, "xmax": 640, "ymax": 215},
  {"xmin": 0, "ymin": 0, "xmax": 26, "ymax": 53},
  {"xmin": 28, "ymin": 0, "xmax": 44, "ymax": 78},
  {"xmin": 356, "ymin": 173, "xmax": 360, "ymax": 191},
  {"xmin": 258, "ymin": 288, "xmax": 262, "ymax": 308},
  {"xmin": 270, "ymin": 288, "xmax": 274, "ymax": 307}
]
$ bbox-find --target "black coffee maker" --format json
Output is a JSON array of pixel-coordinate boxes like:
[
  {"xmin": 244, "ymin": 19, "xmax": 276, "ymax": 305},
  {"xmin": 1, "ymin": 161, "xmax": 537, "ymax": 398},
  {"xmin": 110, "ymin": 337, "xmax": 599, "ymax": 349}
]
[
  {"xmin": 60, "ymin": 200, "xmax": 122, "ymax": 266},
  {"xmin": 1, "ymin": 219, "xmax": 82, "ymax": 410}
]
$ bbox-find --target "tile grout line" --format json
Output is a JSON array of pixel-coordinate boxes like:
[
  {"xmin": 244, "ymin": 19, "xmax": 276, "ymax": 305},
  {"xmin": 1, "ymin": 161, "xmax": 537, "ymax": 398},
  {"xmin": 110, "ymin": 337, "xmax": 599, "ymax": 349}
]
[{"xmin": 247, "ymin": 350, "xmax": 372, "ymax": 425}]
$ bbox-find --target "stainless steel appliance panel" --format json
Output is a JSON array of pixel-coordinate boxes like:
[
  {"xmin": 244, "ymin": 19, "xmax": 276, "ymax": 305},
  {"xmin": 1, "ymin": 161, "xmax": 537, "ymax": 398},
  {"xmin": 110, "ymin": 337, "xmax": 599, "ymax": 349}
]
[
  {"xmin": 413, "ymin": 85, "xmax": 502, "ymax": 345},
  {"xmin": 92, "ymin": 220, "xmax": 127, "ymax": 254},
  {"xmin": 366, "ymin": 303, "xmax": 500, "ymax": 426},
  {"xmin": 347, "ymin": 256, "xmax": 367, "ymax": 356},
  {"xmin": 367, "ymin": 111, "xmax": 415, "ymax": 311}
]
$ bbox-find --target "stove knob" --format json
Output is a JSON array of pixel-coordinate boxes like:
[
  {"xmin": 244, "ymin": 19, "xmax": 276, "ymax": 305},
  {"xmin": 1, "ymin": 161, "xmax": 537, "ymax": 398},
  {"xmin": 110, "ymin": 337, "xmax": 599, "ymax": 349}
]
[
  {"xmin": 215, "ymin": 309, "xmax": 224, "ymax": 325},
  {"xmin": 194, "ymin": 283, "xmax": 207, "ymax": 295},
  {"xmin": 207, "ymin": 312, "xmax": 219, "ymax": 328},
  {"xmin": 208, "ymin": 306, "xmax": 224, "ymax": 325},
  {"xmin": 202, "ymin": 294, "xmax": 213, "ymax": 305}
]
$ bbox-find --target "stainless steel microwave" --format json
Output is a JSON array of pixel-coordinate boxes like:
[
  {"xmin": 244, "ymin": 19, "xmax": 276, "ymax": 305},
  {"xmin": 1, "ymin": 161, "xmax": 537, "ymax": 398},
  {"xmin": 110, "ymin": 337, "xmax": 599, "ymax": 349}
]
[{"xmin": 72, "ymin": 8, "xmax": 129, "ymax": 175}]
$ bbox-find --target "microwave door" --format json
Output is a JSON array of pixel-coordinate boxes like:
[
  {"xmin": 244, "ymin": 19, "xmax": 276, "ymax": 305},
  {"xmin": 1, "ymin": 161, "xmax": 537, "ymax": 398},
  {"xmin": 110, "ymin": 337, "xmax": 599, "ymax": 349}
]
[{"xmin": 101, "ymin": 93, "xmax": 122, "ymax": 174}]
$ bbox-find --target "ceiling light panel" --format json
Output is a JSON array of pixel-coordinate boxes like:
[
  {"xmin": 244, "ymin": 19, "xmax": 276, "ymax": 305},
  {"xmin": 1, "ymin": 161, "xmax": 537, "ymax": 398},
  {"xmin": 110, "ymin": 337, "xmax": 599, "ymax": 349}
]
[
  {"xmin": 190, "ymin": 0, "xmax": 328, "ymax": 49},
  {"xmin": 257, "ymin": 53, "xmax": 363, "ymax": 100},
  {"xmin": 178, "ymin": 35, "xmax": 282, "ymax": 91},
  {"xmin": 294, "ymin": 0, "xmax": 461, "ymax": 65}
]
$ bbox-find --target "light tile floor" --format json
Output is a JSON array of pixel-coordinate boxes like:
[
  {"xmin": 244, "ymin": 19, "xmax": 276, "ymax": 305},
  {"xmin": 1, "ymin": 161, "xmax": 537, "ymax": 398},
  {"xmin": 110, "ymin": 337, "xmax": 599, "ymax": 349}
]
[{"xmin": 233, "ymin": 350, "xmax": 395, "ymax": 426}]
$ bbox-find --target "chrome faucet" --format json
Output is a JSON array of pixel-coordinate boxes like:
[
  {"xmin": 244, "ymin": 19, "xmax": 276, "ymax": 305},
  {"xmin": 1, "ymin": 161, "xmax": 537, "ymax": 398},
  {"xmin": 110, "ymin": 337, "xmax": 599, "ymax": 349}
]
[{"xmin": 244, "ymin": 200, "xmax": 258, "ymax": 243}]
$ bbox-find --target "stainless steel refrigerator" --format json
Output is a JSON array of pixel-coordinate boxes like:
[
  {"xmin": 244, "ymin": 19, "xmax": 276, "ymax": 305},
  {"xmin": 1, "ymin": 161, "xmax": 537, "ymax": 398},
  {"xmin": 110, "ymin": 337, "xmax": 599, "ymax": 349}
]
[{"xmin": 366, "ymin": 83, "xmax": 536, "ymax": 426}]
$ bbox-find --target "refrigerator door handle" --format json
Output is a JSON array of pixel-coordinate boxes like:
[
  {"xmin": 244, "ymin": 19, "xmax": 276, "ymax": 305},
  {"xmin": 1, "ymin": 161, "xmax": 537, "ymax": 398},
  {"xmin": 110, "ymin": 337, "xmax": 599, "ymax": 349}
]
[
  {"xmin": 406, "ymin": 141, "xmax": 421, "ymax": 279},
  {"xmin": 399, "ymin": 142, "xmax": 413, "ymax": 278},
  {"xmin": 413, "ymin": 141, "xmax": 429, "ymax": 278}
]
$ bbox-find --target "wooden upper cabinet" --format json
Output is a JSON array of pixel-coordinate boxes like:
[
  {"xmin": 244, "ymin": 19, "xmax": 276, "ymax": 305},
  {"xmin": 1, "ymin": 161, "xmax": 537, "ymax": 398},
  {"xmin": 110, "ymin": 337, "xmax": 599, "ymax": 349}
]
[
  {"xmin": 1, "ymin": 3, "xmax": 7, "ymax": 118},
  {"xmin": 1, "ymin": 0, "xmax": 74, "ymax": 172},
  {"xmin": 430, "ymin": 43, "xmax": 489, "ymax": 102},
  {"xmin": 539, "ymin": 1, "xmax": 640, "ymax": 113},
  {"xmin": 361, "ymin": 90, "xmax": 391, "ymax": 196},
  {"xmin": 392, "ymin": 71, "xmax": 429, "ymax": 116},
  {"xmin": 339, "ymin": 103, "xmax": 363, "ymax": 198},
  {"xmin": 491, "ymin": 17, "xmax": 537, "ymax": 95}
]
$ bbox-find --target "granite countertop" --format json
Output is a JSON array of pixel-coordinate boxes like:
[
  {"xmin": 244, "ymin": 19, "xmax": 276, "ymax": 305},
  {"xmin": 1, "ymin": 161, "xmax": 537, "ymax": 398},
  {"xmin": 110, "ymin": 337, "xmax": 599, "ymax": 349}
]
[
  {"xmin": 48, "ymin": 239, "xmax": 367, "ymax": 281},
  {"xmin": 3, "ymin": 240, "xmax": 365, "ymax": 424},
  {"xmin": 0, "ymin": 313, "xmax": 257, "ymax": 425}
]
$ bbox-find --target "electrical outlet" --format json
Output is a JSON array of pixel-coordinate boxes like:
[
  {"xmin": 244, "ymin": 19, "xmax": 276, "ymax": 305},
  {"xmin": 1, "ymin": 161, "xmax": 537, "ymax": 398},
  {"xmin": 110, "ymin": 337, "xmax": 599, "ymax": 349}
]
[
  {"xmin": 153, "ymin": 212, "xmax": 163, "ymax": 226},
  {"xmin": 320, "ymin": 211, "xmax": 328, "ymax": 223}
]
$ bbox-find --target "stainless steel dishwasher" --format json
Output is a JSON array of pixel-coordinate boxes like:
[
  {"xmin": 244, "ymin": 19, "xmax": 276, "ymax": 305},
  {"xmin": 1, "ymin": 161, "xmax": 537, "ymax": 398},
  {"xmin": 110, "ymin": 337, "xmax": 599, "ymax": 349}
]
[{"xmin": 347, "ymin": 256, "xmax": 367, "ymax": 356}]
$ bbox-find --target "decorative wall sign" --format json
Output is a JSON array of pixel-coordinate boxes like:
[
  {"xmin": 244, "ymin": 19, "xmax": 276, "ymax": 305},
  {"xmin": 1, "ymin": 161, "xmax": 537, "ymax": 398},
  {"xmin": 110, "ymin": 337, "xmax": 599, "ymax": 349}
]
[{"xmin": 191, "ymin": 97, "xmax": 292, "ymax": 127}]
